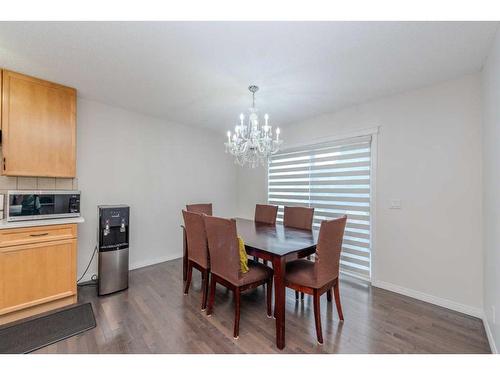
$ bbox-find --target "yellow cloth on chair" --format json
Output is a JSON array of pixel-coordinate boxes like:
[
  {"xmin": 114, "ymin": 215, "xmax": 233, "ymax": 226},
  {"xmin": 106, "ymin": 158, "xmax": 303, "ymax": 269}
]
[{"xmin": 237, "ymin": 236, "xmax": 249, "ymax": 273}]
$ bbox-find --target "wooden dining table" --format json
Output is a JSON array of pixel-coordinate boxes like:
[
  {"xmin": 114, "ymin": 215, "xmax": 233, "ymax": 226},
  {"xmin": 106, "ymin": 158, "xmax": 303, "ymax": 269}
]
[{"xmin": 182, "ymin": 217, "xmax": 319, "ymax": 350}]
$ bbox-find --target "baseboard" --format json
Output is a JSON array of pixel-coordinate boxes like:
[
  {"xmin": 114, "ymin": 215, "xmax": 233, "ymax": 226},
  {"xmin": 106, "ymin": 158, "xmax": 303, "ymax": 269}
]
[
  {"xmin": 371, "ymin": 279, "xmax": 483, "ymax": 319},
  {"xmin": 129, "ymin": 253, "xmax": 182, "ymax": 271},
  {"xmin": 482, "ymin": 314, "xmax": 498, "ymax": 354},
  {"xmin": 78, "ymin": 253, "xmax": 183, "ymax": 283}
]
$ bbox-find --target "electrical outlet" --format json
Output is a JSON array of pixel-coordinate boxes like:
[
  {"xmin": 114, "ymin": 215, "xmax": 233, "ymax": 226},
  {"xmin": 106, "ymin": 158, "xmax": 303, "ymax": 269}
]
[
  {"xmin": 390, "ymin": 199, "xmax": 402, "ymax": 209},
  {"xmin": 492, "ymin": 306, "xmax": 496, "ymax": 325}
]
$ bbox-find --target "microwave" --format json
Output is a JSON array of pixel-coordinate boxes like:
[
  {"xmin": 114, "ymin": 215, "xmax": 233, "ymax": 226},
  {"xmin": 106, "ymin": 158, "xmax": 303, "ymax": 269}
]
[{"xmin": 6, "ymin": 190, "xmax": 81, "ymax": 222}]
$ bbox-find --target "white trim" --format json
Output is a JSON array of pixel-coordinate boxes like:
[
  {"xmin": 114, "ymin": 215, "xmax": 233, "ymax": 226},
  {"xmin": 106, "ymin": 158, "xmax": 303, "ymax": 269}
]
[
  {"xmin": 130, "ymin": 253, "xmax": 182, "ymax": 271},
  {"xmin": 372, "ymin": 279, "xmax": 483, "ymax": 318},
  {"xmin": 340, "ymin": 269, "xmax": 371, "ymax": 283},
  {"xmin": 369, "ymin": 131, "xmax": 378, "ymax": 282},
  {"xmin": 483, "ymin": 314, "xmax": 498, "ymax": 354},
  {"xmin": 281, "ymin": 126, "xmax": 379, "ymax": 151}
]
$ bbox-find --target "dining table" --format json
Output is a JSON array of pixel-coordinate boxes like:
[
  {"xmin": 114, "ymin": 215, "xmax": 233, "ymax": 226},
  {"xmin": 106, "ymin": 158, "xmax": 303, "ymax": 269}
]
[{"xmin": 182, "ymin": 217, "xmax": 319, "ymax": 350}]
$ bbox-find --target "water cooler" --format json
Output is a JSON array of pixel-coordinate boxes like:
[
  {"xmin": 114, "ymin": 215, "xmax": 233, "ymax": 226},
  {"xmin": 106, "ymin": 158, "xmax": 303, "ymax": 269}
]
[{"xmin": 98, "ymin": 205, "xmax": 130, "ymax": 296}]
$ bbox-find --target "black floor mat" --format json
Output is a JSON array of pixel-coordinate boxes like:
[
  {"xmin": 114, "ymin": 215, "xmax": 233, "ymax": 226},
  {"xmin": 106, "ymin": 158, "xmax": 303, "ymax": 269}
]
[{"xmin": 0, "ymin": 302, "xmax": 96, "ymax": 354}]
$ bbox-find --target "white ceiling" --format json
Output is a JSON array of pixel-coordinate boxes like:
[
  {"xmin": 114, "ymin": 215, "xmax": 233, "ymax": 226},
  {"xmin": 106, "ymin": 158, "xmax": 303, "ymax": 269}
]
[{"xmin": 0, "ymin": 22, "xmax": 497, "ymax": 132}]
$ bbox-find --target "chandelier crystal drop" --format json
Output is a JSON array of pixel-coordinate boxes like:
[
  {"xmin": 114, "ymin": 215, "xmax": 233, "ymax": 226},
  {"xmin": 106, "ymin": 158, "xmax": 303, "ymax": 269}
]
[{"xmin": 225, "ymin": 85, "xmax": 283, "ymax": 168}]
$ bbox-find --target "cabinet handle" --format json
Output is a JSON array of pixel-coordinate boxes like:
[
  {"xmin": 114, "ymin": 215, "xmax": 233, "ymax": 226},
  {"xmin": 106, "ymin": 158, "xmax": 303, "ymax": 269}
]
[{"xmin": 30, "ymin": 233, "xmax": 49, "ymax": 237}]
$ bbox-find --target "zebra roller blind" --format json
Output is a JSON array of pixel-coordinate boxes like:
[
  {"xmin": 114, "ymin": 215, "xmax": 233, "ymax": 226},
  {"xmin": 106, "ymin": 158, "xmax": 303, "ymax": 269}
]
[{"xmin": 268, "ymin": 135, "xmax": 372, "ymax": 279}]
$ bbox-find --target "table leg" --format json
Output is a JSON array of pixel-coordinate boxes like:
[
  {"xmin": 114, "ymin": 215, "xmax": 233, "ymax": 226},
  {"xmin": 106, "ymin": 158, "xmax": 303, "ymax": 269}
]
[{"xmin": 272, "ymin": 256, "xmax": 286, "ymax": 350}]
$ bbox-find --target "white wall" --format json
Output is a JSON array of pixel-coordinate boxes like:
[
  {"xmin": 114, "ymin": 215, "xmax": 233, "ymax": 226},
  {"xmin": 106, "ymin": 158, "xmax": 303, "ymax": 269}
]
[
  {"xmin": 237, "ymin": 75, "xmax": 483, "ymax": 314},
  {"xmin": 76, "ymin": 98, "xmax": 238, "ymax": 280},
  {"xmin": 481, "ymin": 28, "xmax": 500, "ymax": 353},
  {"xmin": 236, "ymin": 166, "xmax": 267, "ymax": 219}
]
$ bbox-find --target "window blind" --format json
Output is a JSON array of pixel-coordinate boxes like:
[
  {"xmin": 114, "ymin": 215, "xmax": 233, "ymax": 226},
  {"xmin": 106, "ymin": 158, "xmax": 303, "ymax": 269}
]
[{"xmin": 268, "ymin": 135, "xmax": 372, "ymax": 279}]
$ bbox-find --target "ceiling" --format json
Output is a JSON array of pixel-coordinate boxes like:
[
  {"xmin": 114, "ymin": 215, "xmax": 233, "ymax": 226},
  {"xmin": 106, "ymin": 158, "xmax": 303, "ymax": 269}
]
[{"xmin": 0, "ymin": 22, "xmax": 497, "ymax": 132}]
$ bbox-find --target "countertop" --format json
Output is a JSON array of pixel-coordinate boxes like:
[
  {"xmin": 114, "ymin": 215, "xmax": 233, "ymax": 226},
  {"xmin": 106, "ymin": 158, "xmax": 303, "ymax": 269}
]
[{"xmin": 0, "ymin": 216, "xmax": 85, "ymax": 229}]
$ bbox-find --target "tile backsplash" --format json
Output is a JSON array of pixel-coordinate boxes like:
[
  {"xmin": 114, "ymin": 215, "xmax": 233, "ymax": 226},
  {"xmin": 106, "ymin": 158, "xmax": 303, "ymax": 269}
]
[{"xmin": 0, "ymin": 175, "xmax": 78, "ymax": 194}]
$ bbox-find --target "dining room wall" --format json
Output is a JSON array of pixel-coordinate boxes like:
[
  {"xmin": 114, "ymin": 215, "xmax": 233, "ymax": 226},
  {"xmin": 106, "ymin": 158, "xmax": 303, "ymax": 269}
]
[
  {"xmin": 480, "ymin": 27, "xmax": 500, "ymax": 353},
  {"xmin": 76, "ymin": 98, "xmax": 238, "ymax": 281},
  {"xmin": 236, "ymin": 74, "xmax": 483, "ymax": 315}
]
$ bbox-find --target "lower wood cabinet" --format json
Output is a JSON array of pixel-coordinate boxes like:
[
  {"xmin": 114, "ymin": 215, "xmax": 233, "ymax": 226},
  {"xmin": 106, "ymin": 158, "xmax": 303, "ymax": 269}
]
[{"xmin": 0, "ymin": 224, "xmax": 78, "ymax": 325}]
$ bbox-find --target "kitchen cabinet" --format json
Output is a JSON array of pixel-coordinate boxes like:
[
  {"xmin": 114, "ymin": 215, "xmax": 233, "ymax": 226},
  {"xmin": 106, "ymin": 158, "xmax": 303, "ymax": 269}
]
[
  {"xmin": 0, "ymin": 224, "xmax": 78, "ymax": 325},
  {"xmin": 1, "ymin": 69, "xmax": 76, "ymax": 177}
]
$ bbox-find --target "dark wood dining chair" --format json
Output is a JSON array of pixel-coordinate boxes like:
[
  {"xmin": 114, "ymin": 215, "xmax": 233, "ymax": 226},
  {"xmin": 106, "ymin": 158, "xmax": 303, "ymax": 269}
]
[
  {"xmin": 253, "ymin": 204, "xmax": 278, "ymax": 266},
  {"xmin": 283, "ymin": 206, "xmax": 315, "ymax": 299},
  {"xmin": 283, "ymin": 206, "xmax": 314, "ymax": 230},
  {"xmin": 284, "ymin": 215, "xmax": 347, "ymax": 344},
  {"xmin": 182, "ymin": 210, "xmax": 210, "ymax": 311},
  {"xmin": 254, "ymin": 204, "xmax": 278, "ymax": 225},
  {"xmin": 204, "ymin": 215, "xmax": 273, "ymax": 339},
  {"xmin": 186, "ymin": 203, "xmax": 213, "ymax": 215},
  {"xmin": 183, "ymin": 204, "xmax": 212, "ymax": 280}
]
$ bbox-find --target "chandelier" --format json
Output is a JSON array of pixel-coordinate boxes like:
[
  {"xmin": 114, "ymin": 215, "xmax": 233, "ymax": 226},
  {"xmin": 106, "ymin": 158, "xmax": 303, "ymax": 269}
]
[{"xmin": 225, "ymin": 85, "xmax": 283, "ymax": 168}]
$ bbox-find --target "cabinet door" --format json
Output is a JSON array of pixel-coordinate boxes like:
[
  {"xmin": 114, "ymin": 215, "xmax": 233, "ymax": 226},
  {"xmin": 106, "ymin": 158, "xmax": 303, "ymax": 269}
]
[
  {"xmin": 1, "ymin": 70, "xmax": 76, "ymax": 177},
  {"xmin": 0, "ymin": 239, "xmax": 77, "ymax": 314}
]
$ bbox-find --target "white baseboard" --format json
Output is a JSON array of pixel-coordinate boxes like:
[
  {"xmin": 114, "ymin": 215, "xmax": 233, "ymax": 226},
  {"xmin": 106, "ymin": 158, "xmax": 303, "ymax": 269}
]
[
  {"xmin": 130, "ymin": 253, "xmax": 182, "ymax": 271},
  {"xmin": 78, "ymin": 253, "xmax": 183, "ymax": 283},
  {"xmin": 482, "ymin": 314, "xmax": 498, "ymax": 354},
  {"xmin": 371, "ymin": 279, "xmax": 483, "ymax": 319}
]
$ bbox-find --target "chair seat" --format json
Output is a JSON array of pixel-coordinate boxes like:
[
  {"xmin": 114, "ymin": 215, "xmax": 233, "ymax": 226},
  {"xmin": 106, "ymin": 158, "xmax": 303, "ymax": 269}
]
[
  {"xmin": 237, "ymin": 259, "xmax": 273, "ymax": 286},
  {"xmin": 285, "ymin": 259, "xmax": 335, "ymax": 289}
]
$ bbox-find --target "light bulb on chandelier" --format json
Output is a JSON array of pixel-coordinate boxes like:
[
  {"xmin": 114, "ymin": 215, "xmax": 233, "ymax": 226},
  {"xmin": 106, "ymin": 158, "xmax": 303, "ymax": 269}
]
[{"xmin": 225, "ymin": 85, "xmax": 283, "ymax": 168}]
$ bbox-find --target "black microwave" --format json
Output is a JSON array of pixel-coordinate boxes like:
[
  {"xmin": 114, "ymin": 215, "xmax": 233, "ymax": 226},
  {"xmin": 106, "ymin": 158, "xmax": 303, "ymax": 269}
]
[{"xmin": 6, "ymin": 190, "xmax": 81, "ymax": 222}]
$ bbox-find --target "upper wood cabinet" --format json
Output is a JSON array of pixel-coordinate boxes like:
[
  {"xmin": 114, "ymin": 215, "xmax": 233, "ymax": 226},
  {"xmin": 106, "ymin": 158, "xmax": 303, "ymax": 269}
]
[{"xmin": 1, "ymin": 69, "xmax": 76, "ymax": 177}]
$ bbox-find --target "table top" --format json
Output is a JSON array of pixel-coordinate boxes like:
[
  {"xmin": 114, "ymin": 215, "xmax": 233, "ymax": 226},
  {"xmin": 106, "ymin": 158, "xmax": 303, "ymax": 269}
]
[{"xmin": 235, "ymin": 217, "xmax": 318, "ymax": 256}]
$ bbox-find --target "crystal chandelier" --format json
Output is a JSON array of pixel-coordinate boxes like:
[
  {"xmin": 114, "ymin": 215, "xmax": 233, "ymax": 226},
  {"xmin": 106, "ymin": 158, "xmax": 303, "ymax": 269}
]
[{"xmin": 225, "ymin": 85, "xmax": 283, "ymax": 168}]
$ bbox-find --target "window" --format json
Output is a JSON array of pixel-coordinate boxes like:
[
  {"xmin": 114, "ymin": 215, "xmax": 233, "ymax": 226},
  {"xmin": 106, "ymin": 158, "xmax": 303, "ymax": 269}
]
[{"xmin": 268, "ymin": 135, "xmax": 372, "ymax": 280}]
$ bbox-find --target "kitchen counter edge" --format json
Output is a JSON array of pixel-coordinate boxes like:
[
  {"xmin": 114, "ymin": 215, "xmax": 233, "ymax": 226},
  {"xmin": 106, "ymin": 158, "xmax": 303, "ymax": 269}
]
[{"xmin": 0, "ymin": 216, "xmax": 85, "ymax": 229}]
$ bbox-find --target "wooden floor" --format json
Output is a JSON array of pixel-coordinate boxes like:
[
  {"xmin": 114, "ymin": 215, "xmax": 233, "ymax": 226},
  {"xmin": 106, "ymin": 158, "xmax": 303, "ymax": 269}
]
[{"xmin": 35, "ymin": 258, "xmax": 490, "ymax": 354}]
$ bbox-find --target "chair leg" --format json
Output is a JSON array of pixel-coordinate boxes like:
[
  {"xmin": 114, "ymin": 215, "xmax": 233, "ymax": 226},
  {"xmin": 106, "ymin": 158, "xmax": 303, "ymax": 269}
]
[
  {"xmin": 295, "ymin": 291, "xmax": 299, "ymax": 300},
  {"xmin": 266, "ymin": 279, "xmax": 273, "ymax": 317},
  {"xmin": 201, "ymin": 270, "xmax": 209, "ymax": 311},
  {"xmin": 206, "ymin": 276, "xmax": 217, "ymax": 316},
  {"xmin": 333, "ymin": 280, "xmax": 344, "ymax": 321},
  {"xmin": 327, "ymin": 288, "xmax": 332, "ymax": 302},
  {"xmin": 313, "ymin": 289, "xmax": 323, "ymax": 344},
  {"xmin": 234, "ymin": 287, "xmax": 241, "ymax": 338},
  {"xmin": 184, "ymin": 261, "xmax": 193, "ymax": 295}
]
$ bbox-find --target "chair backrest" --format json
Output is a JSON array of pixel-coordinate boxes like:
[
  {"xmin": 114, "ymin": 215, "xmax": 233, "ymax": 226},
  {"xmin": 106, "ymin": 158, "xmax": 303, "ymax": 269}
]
[
  {"xmin": 182, "ymin": 210, "xmax": 209, "ymax": 269},
  {"xmin": 283, "ymin": 206, "xmax": 314, "ymax": 230},
  {"xmin": 203, "ymin": 215, "xmax": 240, "ymax": 284},
  {"xmin": 186, "ymin": 203, "xmax": 213, "ymax": 216},
  {"xmin": 315, "ymin": 215, "xmax": 347, "ymax": 282},
  {"xmin": 254, "ymin": 204, "xmax": 278, "ymax": 225}
]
